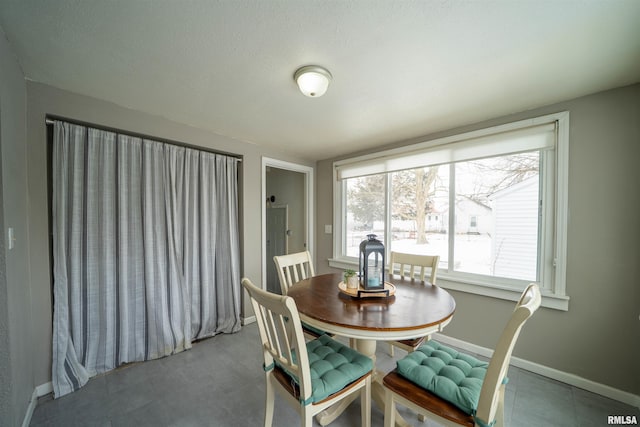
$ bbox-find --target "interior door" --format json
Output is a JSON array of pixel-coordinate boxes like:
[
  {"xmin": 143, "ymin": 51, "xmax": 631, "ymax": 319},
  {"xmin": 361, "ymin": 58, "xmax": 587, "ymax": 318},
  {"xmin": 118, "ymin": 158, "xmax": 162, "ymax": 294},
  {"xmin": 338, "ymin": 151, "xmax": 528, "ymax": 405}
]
[{"xmin": 266, "ymin": 205, "xmax": 288, "ymax": 294}]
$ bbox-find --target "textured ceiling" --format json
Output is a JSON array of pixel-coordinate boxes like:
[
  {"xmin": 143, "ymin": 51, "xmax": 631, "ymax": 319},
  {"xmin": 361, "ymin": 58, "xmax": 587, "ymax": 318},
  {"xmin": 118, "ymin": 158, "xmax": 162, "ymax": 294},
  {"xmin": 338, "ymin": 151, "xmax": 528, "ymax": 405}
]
[{"xmin": 1, "ymin": 1, "xmax": 639, "ymax": 161}]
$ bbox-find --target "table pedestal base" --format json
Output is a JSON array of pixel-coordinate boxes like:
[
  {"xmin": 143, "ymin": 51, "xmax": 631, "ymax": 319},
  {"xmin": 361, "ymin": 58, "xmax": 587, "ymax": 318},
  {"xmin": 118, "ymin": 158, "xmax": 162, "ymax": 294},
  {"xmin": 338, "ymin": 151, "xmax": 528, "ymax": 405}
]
[{"xmin": 315, "ymin": 339, "xmax": 412, "ymax": 427}]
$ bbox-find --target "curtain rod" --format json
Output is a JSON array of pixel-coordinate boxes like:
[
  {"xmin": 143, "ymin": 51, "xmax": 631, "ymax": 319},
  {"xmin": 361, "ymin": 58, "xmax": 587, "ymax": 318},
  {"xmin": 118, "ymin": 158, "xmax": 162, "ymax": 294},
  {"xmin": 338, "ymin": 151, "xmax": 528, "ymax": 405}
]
[{"xmin": 45, "ymin": 117, "xmax": 243, "ymax": 162}]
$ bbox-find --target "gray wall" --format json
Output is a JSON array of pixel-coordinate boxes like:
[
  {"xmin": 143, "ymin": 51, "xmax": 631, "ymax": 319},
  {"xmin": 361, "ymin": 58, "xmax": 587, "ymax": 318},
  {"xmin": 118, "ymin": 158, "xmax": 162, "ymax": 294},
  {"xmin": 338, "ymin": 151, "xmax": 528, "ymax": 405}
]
[
  {"xmin": 24, "ymin": 81, "xmax": 314, "ymax": 392},
  {"xmin": 0, "ymin": 27, "xmax": 33, "ymax": 425},
  {"xmin": 315, "ymin": 84, "xmax": 640, "ymax": 396}
]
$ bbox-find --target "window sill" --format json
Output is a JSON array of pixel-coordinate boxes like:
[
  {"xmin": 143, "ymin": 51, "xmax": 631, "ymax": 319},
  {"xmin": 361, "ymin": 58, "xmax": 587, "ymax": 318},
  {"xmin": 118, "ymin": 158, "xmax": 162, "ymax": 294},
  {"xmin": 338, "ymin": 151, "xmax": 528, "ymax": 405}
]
[
  {"xmin": 436, "ymin": 277, "xmax": 569, "ymax": 311},
  {"xmin": 328, "ymin": 258, "xmax": 569, "ymax": 311}
]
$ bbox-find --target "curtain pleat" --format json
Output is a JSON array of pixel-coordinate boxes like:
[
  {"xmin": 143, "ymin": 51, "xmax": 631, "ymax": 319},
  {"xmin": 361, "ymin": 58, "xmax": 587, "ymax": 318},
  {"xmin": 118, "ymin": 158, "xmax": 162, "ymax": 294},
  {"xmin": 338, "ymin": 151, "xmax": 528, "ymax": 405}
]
[
  {"xmin": 52, "ymin": 123, "xmax": 90, "ymax": 397},
  {"xmin": 198, "ymin": 151, "xmax": 218, "ymax": 338},
  {"xmin": 84, "ymin": 128, "xmax": 118, "ymax": 375},
  {"xmin": 213, "ymin": 154, "xmax": 241, "ymax": 334},
  {"xmin": 117, "ymin": 135, "xmax": 146, "ymax": 364},
  {"xmin": 184, "ymin": 149, "xmax": 203, "ymax": 338},
  {"xmin": 52, "ymin": 121, "xmax": 241, "ymax": 397},
  {"xmin": 163, "ymin": 143, "xmax": 190, "ymax": 352}
]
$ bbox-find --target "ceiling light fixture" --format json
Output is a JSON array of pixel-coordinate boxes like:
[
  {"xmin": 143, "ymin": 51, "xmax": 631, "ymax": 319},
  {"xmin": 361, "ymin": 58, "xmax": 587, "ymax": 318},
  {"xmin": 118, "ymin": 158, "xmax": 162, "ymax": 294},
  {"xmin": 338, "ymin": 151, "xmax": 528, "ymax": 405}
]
[{"xmin": 294, "ymin": 65, "xmax": 332, "ymax": 97}]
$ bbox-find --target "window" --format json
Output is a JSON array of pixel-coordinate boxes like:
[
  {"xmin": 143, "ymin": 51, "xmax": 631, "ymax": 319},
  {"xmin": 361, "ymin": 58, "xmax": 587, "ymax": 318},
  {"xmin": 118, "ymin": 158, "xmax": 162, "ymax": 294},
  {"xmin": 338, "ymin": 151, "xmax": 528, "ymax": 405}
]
[
  {"xmin": 469, "ymin": 216, "xmax": 477, "ymax": 228},
  {"xmin": 345, "ymin": 174, "xmax": 385, "ymax": 257},
  {"xmin": 332, "ymin": 112, "xmax": 569, "ymax": 310}
]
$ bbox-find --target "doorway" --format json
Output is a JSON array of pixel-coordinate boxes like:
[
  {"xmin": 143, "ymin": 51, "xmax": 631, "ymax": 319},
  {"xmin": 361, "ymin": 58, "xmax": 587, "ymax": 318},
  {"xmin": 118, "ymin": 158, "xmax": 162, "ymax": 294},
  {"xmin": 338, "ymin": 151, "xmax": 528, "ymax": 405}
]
[
  {"xmin": 266, "ymin": 205, "xmax": 287, "ymax": 293},
  {"xmin": 262, "ymin": 158, "xmax": 314, "ymax": 293}
]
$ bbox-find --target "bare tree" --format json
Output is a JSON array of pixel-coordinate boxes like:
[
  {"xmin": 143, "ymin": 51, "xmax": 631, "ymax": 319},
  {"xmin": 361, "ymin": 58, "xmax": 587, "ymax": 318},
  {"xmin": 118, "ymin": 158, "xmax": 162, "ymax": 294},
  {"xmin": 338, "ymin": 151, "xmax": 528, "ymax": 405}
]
[
  {"xmin": 388, "ymin": 167, "xmax": 439, "ymax": 243},
  {"xmin": 346, "ymin": 175, "xmax": 385, "ymax": 228},
  {"xmin": 458, "ymin": 152, "xmax": 539, "ymax": 204},
  {"xmin": 393, "ymin": 168, "xmax": 438, "ymax": 244}
]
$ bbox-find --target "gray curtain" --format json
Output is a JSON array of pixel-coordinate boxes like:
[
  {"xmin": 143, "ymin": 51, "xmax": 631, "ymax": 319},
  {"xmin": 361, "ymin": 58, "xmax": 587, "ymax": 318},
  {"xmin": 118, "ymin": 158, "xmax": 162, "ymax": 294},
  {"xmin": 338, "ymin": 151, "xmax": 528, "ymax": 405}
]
[{"xmin": 52, "ymin": 121, "xmax": 241, "ymax": 398}]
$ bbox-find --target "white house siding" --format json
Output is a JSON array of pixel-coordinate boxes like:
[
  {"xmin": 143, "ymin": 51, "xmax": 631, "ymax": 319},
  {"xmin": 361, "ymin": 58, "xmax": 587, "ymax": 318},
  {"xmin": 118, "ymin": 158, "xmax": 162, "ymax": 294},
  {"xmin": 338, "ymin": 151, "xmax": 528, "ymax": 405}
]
[
  {"xmin": 444, "ymin": 197, "xmax": 492, "ymax": 234},
  {"xmin": 491, "ymin": 178, "xmax": 539, "ymax": 281}
]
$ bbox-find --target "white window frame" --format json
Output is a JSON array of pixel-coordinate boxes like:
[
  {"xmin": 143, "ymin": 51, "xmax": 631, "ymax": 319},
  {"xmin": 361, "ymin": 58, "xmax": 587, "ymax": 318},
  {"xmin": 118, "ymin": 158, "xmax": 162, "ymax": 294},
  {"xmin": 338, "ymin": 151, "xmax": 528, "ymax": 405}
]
[{"xmin": 330, "ymin": 112, "xmax": 569, "ymax": 310}]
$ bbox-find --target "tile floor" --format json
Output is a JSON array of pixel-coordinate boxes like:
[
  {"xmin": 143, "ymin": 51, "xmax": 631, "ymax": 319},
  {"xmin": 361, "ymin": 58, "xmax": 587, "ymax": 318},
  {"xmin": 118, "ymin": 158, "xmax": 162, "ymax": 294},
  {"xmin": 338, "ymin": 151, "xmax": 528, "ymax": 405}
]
[{"xmin": 30, "ymin": 323, "xmax": 638, "ymax": 426}]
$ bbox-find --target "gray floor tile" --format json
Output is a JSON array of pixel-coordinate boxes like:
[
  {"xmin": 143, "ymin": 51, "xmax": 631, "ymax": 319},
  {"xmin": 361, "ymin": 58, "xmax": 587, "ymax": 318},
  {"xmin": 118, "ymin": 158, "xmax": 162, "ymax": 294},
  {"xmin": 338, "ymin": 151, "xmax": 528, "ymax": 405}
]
[
  {"xmin": 572, "ymin": 387, "xmax": 640, "ymax": 427},
  {"xmin": 511, "ymin": 370, "xmax": 577, "ymax": 427},
  {"xmin": 30, "ymin": 323, "xmax": 639, "ymax": 427}
]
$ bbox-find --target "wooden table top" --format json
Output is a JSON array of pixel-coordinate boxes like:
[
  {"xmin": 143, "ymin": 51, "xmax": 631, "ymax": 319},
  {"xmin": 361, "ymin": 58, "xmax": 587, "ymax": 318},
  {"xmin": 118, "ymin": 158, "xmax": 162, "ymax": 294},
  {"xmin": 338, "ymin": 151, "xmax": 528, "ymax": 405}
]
[{"xmin": 287, "ymin": 272, "xmax": 456, "ymax": 340}]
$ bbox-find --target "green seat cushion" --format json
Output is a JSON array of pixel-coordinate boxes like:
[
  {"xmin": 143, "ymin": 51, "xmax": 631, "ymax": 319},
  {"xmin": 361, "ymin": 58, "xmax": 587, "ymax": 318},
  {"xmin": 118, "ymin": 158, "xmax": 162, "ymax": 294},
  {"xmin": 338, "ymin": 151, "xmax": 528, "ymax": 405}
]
[
  {"xmin": 302, "ymin": 322, "xmax": 329, "ymax": 337},
  {"xmin": 277, "ymin": 334, "xmax": 372, "ymax": 403},
  {"xmin": 396, "ymin": 340, "xmax": 488, "ymax": 415},
  {"xmin": 307, "ymin": 335, "xmax": 372, "ymax": 402}
]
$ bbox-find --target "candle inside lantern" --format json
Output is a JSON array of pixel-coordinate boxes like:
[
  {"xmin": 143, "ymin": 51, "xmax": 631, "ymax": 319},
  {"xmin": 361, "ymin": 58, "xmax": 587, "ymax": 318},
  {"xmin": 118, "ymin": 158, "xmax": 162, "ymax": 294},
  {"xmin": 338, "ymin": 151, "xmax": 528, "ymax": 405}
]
[{"xmin": 367, "ymin": 266, "xmax": 380, "ymax": 288}]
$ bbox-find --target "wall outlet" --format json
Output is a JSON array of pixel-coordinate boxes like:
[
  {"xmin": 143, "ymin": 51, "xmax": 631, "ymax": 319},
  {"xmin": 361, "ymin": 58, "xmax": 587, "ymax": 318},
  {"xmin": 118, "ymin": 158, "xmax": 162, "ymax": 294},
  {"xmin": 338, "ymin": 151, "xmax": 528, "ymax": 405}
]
[{"xmin": 324, "ymin": 224, "xmax": 332, "ymax": 234}]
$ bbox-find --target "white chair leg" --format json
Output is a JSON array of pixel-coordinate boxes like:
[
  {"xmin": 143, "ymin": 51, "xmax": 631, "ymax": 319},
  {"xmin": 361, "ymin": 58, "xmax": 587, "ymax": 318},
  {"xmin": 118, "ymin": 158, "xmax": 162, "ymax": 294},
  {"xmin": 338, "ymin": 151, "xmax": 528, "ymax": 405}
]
[
  {"xmin": 383, "ymin": 388, "xmax": 395, "ymax": 427},
  {"xmin": 264, "ymin": 374, "xmax": 275, "ymax": 427},
  {"xmin": 389, "ymin": 342, "xmax": 395, "ymax": 357},
  {"xmin": 361, "ymin": 378, "xmax": 371, "ymax": 427},
  {"xmin": 495, "ymin": 385, "xmax": 505, "ymax": 427},
  {"xmin": 302, "ymin": 407, "xmax": 314, "ymax": 427}
]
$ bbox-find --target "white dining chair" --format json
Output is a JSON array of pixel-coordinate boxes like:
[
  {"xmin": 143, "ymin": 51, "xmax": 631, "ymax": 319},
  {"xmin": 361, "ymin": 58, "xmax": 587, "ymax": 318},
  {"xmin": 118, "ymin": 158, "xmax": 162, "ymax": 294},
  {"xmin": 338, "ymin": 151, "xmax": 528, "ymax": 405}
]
[
  {"xmin": 387, "ymin": 251, "xmax": 440, "ymax": 356},
  {"xmin": 273, "ymin": 251, "xmax": 332, "ymax": 339},
  {"xmin": 241, "ymin": 277, "xmax": 372, "ymax": 427},
  {"xmin": 383, "ymin": 283, "xmax": 541, "ymax": 427},
  {"xmin": 273, "ymin": 250, "xmax": 315, "ymax": 294}
]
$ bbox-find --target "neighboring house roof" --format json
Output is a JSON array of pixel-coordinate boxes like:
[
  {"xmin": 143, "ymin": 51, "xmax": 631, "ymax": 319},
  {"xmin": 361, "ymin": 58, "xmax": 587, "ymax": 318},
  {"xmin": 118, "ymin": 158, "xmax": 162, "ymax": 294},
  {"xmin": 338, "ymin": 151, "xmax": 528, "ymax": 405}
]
[
  {"xmin": 491, "ymin": 177, "xmax": 538, "ymax": 200},
  {"xmin": 456, "ymin": 194, "xmax": 492, "ymax": 211}
]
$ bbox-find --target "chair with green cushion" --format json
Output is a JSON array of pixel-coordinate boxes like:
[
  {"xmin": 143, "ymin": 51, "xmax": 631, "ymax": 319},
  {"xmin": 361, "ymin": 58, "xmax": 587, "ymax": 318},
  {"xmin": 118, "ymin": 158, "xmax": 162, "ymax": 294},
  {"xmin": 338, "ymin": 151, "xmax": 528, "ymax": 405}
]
[
  {"xmin": 383, "ymin": 283, "xmax": 541, "ymax": 427},
  {"xmin": 273, "ymin": 251, "xmax": 333, "ymax": 339},
  {"xmin": 387, "ymin": 251, "xmax": 440, "ymax": 357},
  {"xmin": 242, "ymin": 277, "xmax": 372, "ymax": 427}
]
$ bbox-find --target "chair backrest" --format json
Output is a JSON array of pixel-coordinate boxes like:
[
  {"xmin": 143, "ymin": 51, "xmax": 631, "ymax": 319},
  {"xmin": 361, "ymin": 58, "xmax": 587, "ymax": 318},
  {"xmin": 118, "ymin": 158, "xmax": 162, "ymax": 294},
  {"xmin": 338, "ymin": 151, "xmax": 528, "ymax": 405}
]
[
  {"xmin": 475, "ymin": 283, "xmax": 541, "ymax": 425},
  {"xmin": 388, "ymin": 251, "xmax": 440, "ymax": 284},
  {"xmin": 273, "ymin": 250, "xmax": 315, "ymax": 294},
  {"xmin": 241, "ymin": 278, "xmax": 313, "ymax": 403}
]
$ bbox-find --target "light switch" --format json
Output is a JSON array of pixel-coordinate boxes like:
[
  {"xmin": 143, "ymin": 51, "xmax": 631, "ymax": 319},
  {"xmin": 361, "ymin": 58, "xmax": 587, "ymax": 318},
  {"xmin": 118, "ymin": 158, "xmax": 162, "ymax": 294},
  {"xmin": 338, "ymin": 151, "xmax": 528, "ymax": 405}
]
[
  {"xmin": 324, "ymin": 224, "xmax": 332, "ymax": 234},
  {"xmin": 8, "ymin": 227, "xmax": 15, "ymax": 250}
]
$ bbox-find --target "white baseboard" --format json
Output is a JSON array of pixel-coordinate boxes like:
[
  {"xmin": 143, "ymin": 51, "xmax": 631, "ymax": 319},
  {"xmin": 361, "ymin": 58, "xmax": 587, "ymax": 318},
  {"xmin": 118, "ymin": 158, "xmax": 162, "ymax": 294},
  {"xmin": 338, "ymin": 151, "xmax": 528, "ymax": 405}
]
[
  {"xmin": 21, "ymin": 388, "xmax": 38, "ymax": 427},
  {"xmin": 36, "ymin": 382, "xmax": 53, "ymax": 397},
  {"xmin": 241, "ymin": 315, "xmax": 256, "ymax": 326},
  {"xmin": 21, "ymin": 382, "xmax": 52, "ymax": 427},
  {"xmin": 433, "ymin": 333, "xmax": 640, "ymax": 409}
]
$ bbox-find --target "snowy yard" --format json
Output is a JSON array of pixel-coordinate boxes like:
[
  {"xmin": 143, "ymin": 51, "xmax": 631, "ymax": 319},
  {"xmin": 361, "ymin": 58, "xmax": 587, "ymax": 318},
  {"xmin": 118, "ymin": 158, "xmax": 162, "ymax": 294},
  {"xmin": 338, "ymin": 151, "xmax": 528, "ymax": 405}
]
[{"xmin": 347, "ymin": 232, "xmax": 493, "ymax": 276}]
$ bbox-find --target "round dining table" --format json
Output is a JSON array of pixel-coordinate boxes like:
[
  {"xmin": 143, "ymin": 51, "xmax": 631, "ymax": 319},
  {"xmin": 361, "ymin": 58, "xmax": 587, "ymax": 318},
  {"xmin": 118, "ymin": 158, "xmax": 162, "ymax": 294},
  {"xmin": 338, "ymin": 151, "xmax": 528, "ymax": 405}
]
[{"xmin": 287, "ymin": 272, "xmax": 456, "ymax": 426}]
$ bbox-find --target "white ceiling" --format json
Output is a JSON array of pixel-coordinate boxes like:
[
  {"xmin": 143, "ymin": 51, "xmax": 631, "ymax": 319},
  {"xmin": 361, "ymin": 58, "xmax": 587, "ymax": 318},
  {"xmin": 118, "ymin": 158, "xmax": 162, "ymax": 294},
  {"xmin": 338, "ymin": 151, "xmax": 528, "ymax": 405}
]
[{"xmin": 1, "ymin": 1, "xmax": 639, "ymax": 161}]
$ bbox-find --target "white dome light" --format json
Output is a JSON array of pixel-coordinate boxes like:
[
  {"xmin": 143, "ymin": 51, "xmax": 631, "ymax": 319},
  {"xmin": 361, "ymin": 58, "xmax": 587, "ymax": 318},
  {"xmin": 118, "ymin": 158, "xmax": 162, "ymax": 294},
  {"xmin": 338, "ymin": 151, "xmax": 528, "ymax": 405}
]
[{"xmin": 294, "ymin": 65, "xmax": 332, "ymax": 97}]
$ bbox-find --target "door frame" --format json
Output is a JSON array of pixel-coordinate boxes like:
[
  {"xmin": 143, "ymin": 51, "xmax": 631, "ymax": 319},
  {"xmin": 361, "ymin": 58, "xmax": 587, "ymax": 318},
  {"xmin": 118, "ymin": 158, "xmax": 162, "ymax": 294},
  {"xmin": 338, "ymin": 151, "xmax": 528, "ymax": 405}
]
[{"xmin": 261, "ymin": 157, "xmax": 314, "ymax": 291}]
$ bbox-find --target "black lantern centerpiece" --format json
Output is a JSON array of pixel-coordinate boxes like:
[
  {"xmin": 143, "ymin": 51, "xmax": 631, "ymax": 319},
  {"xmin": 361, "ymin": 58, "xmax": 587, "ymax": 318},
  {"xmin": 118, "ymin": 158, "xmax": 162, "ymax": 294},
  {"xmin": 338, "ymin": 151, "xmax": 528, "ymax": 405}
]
[{"xmin": 359, "ymin": 234, "xmax": 385, "ymax": 290}]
